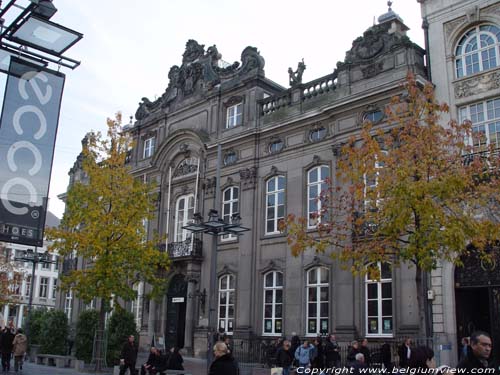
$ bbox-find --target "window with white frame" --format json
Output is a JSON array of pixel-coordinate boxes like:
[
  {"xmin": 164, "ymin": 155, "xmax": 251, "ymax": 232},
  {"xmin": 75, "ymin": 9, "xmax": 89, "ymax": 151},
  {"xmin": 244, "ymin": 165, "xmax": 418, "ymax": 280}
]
[
  {"xmin": 64, "ymin": 290, "xmax": 73, "ymax": 319},
  {"xmin": 218, "ymin": 274, "xmax": 235, "ymax": 334},
  {"xmin": 54, "ymin": 256, "xmax": 59, "ymax": 270},
  {"xmin": 174, "ymin": 194, "xmax": 194, "ymax": 243},
  {"xmin": 52, "ymin": 279, "xmax": 57, "ymax": 299},
  {"xmin": 306, "ymin": 267, "xmax": 329, "ymax": 335},
  {"xmin": 42, "ymin": 261, "xmax": 50, "ymax": 270},
  {"xmin": 364, "ymin": 152, "xmax": 386, "ymax": 212},
  {"xmin": 455, "ymin": 24, "xmax": 500, "ymax": 78},
  {"xmin": 266, "ymin": 176, "xmax": 285, "ymax": 234},
  {"xmin": 226, "ymin": 103, "xmax": 243, "ymax": 128},
  {"xmin": 363, "ymin": 109, "xmax": 384, "ymax": 123},
  {"xmin": 365, "ymin": 262, "xmax": 393, "ymax": 336},
  {"xmin": 39, "ymin": 277, "xmax": 48, "ymax": 298},
  {"xmin": 307, "ymin": 165, "xmax": 330, "ymax": 228},
  {"xmin": 131, "ymin": 282, "xmax": 143, "ymax": 330},
  {"xmin": 143, "ymin": 137, "xmax": 155, "ymax": 158},
  {"xmin": 25, "ymin": 276, "xmax": 31, "ymax": 297},
  {"xmin": 263, "ymin": 271, "xmax": 283, "ymax": 335},
  {"xmin": 459, "ymin": 98, "xmax": 500, "ymax": 151},
  {"xmin": 222, "ymin": 187, "xmax": 239, "ymax": 241},
  {"xmin": 11, "ymin": 274, "xmax": 21, "ymax": 295}
]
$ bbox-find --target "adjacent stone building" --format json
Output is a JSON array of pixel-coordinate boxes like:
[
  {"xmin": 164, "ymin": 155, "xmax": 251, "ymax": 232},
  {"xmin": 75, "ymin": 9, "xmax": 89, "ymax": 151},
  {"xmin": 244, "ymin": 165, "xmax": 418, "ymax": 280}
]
[{"xmin": 419, "ymin": 0, "xmax": 500, "ymax": 365}]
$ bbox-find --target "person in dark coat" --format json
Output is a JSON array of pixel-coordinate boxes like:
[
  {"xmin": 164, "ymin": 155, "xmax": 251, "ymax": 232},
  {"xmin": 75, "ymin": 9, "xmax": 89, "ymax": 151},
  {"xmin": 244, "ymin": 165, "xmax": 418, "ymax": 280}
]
[
  {"xmin": 351, "ymin": 353, "xmax": 368, "ymax": 375},
  {"xmin": 360, "ymin": 338, "xmax": 371, "ymax": 367},
  {"xmin": 166, "ymin": 347, "xmax": 184, "ymax": 371},
  {"xmin": 381, "ymin": 342, "xmax": 392, "ymax": 370},
  {"xmin": 209, "ymin": 342, "xmax": 238, "ymax": 375},
  {"xmin": 140, "ymin": 347, "xmax": 166, "ymax": 375},
  {"xmin": 325, "ymin": 334, "xmax": 341, "ymax": 368},
  {"xmin": 347, "ymin": 340, "xmax": 361, "ymax": 366},
  {"xmin": 275, "ymin": 340, "xmax": 294, "ymax": 375},
  {"xmin": 119, "ymin": 335, "xmax": 138, "ymax": 375},
  {"xmin": 0, "ymin": 327, "xmax": 15, "ymax": 372},
  {"xmin": 398, "ymin": 338, "xmax": 412, "ymax": 368},
  {"xmin": 457, "ymin": 331, "xmax": 495, "ymax": 372}
]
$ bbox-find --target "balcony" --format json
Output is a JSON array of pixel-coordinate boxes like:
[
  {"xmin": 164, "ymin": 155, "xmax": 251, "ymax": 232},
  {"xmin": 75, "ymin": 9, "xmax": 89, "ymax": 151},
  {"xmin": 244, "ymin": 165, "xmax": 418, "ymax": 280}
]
[{"xmin": 162, "ymin": 238, "xmax": 203, "ymax": 261}]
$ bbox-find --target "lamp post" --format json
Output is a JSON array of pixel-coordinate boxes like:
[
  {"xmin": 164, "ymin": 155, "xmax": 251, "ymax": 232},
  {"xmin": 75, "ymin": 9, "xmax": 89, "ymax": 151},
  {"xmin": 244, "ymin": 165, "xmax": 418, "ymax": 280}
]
[
  {"xmin": 182, "ymin": 144, "xmax": 250, "ymax": 371},
  {"xmin": 14, "ymin": 248, "xmax": 56, "ymax": 340}
]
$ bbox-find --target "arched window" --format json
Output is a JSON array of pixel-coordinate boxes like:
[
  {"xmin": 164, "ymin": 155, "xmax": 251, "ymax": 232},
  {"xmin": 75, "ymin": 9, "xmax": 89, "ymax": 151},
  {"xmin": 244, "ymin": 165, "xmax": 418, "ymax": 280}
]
[
  {"xmin": 365, "ymin": 262, "xmax": 393, "ymax": 336},
  {"xmin": 266, "ymin": 176, "xmax": 285, "ymax": 234},
  {"xmin": 307, "ymin": 165, "xmax": 330, "ymax": 228},
  {"xmin": 263, "ymin": 271, "xmax": 283, "ymax": 335},
  {"xmin": 174, "ymin": 194, "xmax": 194, "ymax": 242},
  {"xmin": 363, "ymin": 109, "xmax": 384, "ymax": 123},
  {"xmin": 218, "ymin": 274, "xmax": 235, "ymax": 334},
  {"xmin": 455, "ymin": 24, "xmax": 500, "ymax": 78},
  {"xmin": 222, "ymin": 186, "xmax": 239, "ymax": 241},
  {"xmin": 310, "ymin": 127, "xmax": 327, "ymax": 142},
  {"xmin": 306, "ymin": 267, "xmax": 329, "ymax": 335}
]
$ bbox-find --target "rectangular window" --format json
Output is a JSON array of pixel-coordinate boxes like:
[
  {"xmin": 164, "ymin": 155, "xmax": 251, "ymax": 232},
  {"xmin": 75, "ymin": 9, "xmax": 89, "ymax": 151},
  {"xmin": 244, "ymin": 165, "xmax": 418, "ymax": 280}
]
[
  {"xmin": 366, "ymin": 262, "xmax": 393, "ymax": 336},
  {"xmin": 52, "ymin": 279, "xmax": 57, "ymax": 299},
  {"xmin": 460, "ymin": 98, "xmax": 500, "ymax": 151},
  {"xmin": 174, "ymin": 194, "xmax": 194, "ymax": 243},
  {"xmin": 226, "ymin": 103, "xmax": 242, "ymax": 128},
  {"xmin": 25, "ymin": 276, "xmax": 32, "ymax": 297},
  {"xmin": 222, "ymin": 187, "xmax": 239, "ymax": 241},
  {"xmin": 54, "ymin": 256, "xmax": 59, "ymax": 270},
  {"xmin": 263, "ymin": 271, "xmax": 283, "ymax": 335},
  {"xmin": 42, "ymin": 261, "xmax": 50, "ymax": 269},
  {"xmin": 266, "ymin": 176, "xmax": 285, "ymax": 234},
  {"xmin": 143, "ymin": 137, "xmax": 155, "ymax": 158},
  {"xmin": 218, "ymin": 275, "xmax": 235, "ymax": 335},
  {"xmin": 39, "ymin": 277, "xmax": 48, "ymax": 298},
  {"xmin": 64, "ymin": 290, "xmax": 73, "ymax": 319}
]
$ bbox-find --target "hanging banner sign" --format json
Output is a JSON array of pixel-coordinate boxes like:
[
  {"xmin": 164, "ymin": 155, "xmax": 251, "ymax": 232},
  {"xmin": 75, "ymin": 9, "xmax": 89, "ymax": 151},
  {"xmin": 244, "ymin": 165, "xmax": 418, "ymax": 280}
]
[{"xmin": 0, "ymin": 57, "xmax": 65, "ymax": 246}]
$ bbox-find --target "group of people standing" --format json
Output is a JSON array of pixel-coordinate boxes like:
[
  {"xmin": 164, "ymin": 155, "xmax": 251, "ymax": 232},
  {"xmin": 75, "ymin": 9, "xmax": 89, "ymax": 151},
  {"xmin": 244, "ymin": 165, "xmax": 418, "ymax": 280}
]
[
  {"xmin": 0, "ymin": 324, "xmax": 27, "ymax": 373},
  {"xmin": 118, "ymin": 335, "xmax": 184, "ymax": 375}
]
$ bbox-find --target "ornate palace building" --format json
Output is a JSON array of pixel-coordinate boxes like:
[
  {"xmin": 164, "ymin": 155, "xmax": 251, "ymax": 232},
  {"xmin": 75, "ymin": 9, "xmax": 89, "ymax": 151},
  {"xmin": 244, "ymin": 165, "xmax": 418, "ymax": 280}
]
[{"xmin": 57, "ymin": 0, "xmax": 500, "ymax": 366}]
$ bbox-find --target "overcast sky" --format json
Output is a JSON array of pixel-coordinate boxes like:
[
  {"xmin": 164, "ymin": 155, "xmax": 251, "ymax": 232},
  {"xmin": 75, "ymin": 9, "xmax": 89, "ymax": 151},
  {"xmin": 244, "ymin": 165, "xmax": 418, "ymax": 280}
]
[{"xmin": 0, "ymin": 0, "xmax": 425, "ymax": 219}]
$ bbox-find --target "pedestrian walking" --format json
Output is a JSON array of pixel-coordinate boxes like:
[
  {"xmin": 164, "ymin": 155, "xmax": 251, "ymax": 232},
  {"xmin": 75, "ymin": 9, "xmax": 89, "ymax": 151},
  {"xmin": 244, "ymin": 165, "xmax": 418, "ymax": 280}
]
[
  {"xmin": 275, "ymin": 340, "xmax": 294, "ymax": 375},
  {"xmin": 12, "ymin": 328, "xmax": 27, "ymax": 373},
  {"xmin": 347, "ymin": 340, "xmax": 361, "ymax": 367},
  {"xmin": 398, "ymin": 338, "xmax": 412, "ymax": 368},
  {"xmin": 457, "ymin": 331, "xmax": 495, "ymax": 371},
  {"xmin": 119, "ymin": 335, "xmax": 138, "ymax": 375},
  {"xmin": 360, "ymin": 338, "xmax": 371, "ymax": 366},
  {"xmin": 381, "ymin": 342, "xmax": 392, "ymax": 370},
  {"xmin": 325, "ymin": 334, "xmax": 341, "ymax": 368},
  {"xmin": 294, "ymin": 340, "xmax": 314, "ymax": 369},
  {"xmin": 166, "ymin": 347, "xmax": 184, "ymax": 371},
  {"xmin": 209, "ymin": 342, "xmax": 238, "ymax": 375},
  {"xmin": 0, "ymin": 326, "xmax": 15, "ymax": 372}
]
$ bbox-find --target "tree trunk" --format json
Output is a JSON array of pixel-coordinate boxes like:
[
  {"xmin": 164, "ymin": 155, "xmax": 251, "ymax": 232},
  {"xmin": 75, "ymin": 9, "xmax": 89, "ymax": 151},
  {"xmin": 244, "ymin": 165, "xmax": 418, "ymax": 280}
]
[
  {"xmin": 94, "ymin": 299, "xmax": 107, "ymax": 372},
  {"xmin": 415, "ymin": 265, "xmax": 429, "ymax": 339}
]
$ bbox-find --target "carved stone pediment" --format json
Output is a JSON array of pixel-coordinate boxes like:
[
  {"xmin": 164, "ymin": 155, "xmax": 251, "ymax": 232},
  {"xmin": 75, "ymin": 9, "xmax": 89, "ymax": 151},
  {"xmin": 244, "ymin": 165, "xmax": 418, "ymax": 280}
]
[
  {"xmin": 224, "ymin": 95, "xmax": 244, "ymax": 108},
  {"xmin": 173, "ymin": 157, "xmax": 199, "ymax": 178},
  {"xmin": 454, "ymin": 70, "xmax": 500, "ymax": 99},
  {"xmin": 239, "ymin": 167, "xmax": 257, "ymax": 190}
]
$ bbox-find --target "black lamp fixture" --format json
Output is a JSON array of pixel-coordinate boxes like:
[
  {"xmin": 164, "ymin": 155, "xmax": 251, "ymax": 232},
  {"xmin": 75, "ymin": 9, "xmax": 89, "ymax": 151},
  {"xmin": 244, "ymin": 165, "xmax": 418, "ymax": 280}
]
[{"xmin": 182, "ymin": 210, "xmax": 249, "ymax": 236}]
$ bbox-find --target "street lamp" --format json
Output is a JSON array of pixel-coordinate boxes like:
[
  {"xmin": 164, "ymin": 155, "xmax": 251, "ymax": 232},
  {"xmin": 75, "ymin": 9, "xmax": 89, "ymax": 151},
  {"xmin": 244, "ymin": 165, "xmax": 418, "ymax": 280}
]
[
  {"xmin": 181, "ymin": 144, "xmax": 250, "ymax": 372},
  {"xmin": 14, "ymin": 248, "xmax": 56, "ymax": 340}
]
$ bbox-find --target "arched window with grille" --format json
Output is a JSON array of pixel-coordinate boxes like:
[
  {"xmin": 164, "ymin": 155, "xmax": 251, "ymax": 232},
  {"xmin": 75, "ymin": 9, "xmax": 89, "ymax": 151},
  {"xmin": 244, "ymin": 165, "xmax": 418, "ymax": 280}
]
[
  {"xmin": 263, "ymin": 271, "xmax": 283, "ymax": 335},
  {"xmin": 365, "ymin": 262, "xmax": 393, "ymax": 336},
  {"xmin": 306, "ymin": 267, "xmax": 329, "ymax": 335},
  {"xmin": 218, "ymin": 274, "xmax": 235, "ymax": 334},
  {"xmin": 455, "ymin": 24, "xmax": 500, "ymax": 78}
]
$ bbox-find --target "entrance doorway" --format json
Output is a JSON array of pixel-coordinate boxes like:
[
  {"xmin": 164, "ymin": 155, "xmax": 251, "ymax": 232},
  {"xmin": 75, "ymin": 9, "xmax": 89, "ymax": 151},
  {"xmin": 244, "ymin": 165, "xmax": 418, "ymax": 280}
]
[
  {"xmin": 165, "ymin": 274, "xmax": 187, "ymax": 350},
  {"xmin": 455, "ymin": 250, "xmax": 500, "ymax": 362}
]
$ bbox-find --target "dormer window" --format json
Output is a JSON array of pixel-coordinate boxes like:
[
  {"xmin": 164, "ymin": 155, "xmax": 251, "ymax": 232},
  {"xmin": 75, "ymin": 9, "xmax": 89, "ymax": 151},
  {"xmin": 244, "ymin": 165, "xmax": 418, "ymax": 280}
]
[
  {"xmin": 363, "ymin": 109, "xmax": 384, "ymax": 123},
  {"xmin": 143, "ymin": 137, "xmax": 155, "ymax": 158},
  {"xmin": 226, "ymin": 103, "xmax": 243, "ymax": 128},
  {"xmin": 309, "ymin": 127, "xmax": 327, "ymax": 142}
]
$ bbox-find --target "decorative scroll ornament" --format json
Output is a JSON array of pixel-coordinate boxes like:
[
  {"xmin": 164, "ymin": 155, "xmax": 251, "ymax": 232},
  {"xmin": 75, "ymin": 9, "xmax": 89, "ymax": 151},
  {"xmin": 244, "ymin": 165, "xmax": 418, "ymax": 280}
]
[
  {"xmin": 454, "ymin": 70, "xmax": 500, "ymax": 99},
  {"xmin": 173, "ymin": 157, "xmax": 199, "ymax": 178}
]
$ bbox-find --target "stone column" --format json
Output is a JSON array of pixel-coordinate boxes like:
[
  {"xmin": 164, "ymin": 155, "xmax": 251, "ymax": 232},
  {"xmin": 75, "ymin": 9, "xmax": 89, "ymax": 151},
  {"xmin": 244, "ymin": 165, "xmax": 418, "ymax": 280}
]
[{"xmin": 184, "ymin": 266, "xmax": 200, "ymax": 355}]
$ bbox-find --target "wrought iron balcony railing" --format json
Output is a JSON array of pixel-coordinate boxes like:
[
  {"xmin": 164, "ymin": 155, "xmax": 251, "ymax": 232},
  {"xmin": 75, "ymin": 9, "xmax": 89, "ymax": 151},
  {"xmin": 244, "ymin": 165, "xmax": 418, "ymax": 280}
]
[{"xmin": 165, "ymin": 238, "xmax": 203, "ymax": 260}]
